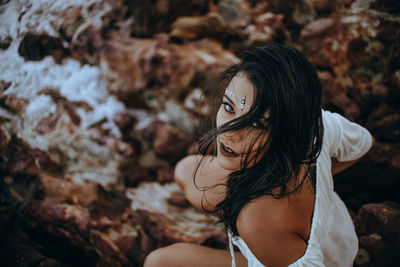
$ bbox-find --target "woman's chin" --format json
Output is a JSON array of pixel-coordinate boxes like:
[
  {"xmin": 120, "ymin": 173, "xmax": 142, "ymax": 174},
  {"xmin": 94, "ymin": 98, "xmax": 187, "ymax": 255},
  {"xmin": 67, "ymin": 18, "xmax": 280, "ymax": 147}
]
[{"xmin": 216, "ymin": 153, "xmax": 240, "ymax": 171}]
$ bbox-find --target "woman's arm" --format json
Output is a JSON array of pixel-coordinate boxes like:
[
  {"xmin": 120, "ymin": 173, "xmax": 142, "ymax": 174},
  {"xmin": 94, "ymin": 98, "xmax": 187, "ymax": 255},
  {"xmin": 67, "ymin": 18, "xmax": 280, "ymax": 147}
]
[
  {"xmin": 331, "ymin": 135, "xmax": 375, "ymax": 175},
  {"xmin": 174, "ymin": 155, "xmax": 229, "ymax": 211}
]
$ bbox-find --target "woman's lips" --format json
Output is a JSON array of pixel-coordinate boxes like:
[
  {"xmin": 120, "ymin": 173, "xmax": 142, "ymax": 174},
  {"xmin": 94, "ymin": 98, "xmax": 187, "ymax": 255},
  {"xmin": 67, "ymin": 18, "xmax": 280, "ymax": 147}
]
[{"xmin": 219, "ymin": 142, "xmax": 239, "ymax": 158}]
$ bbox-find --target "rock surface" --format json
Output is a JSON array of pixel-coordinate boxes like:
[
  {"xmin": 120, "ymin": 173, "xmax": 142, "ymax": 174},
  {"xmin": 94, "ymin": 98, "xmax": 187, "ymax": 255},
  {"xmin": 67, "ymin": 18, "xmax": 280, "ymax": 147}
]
[{"xmin": 0, "ymin": 0, "xmax": 399, "ymax": 266}]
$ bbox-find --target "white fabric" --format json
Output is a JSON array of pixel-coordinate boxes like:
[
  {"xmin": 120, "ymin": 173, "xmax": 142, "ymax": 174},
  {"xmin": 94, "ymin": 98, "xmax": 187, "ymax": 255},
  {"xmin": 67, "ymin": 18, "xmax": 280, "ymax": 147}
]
[{"xmin": 229, "ymin": 109, "xmax": 373, "ymax": 267}]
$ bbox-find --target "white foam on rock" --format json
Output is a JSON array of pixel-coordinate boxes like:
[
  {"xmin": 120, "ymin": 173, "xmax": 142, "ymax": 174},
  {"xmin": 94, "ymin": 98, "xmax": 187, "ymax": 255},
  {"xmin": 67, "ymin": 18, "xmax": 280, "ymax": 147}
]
[
  {"xmin": 0, "ymin": 0, "xmax": 126, "ymax": 139},
  {"xmin": 25, "ymin": 94, "xmax": 57, "ymax": 125},
  {"xmin": 0, "ymin": 47, "xmax": 126, "ymax": 138},
  {"xmin": 0, "ymin": 0, "xmax": 126, "ymax": 188},
  {"xmin": 0, "ymin": 0, "xmax": 106, "ymax": 40}
]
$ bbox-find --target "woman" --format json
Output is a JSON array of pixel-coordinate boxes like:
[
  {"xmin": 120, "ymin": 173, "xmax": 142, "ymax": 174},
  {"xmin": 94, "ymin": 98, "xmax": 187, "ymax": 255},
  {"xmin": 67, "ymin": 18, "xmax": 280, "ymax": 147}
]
[{"xmin": 144, "ymin": 44, "xmax": 374, "ymax": 267}]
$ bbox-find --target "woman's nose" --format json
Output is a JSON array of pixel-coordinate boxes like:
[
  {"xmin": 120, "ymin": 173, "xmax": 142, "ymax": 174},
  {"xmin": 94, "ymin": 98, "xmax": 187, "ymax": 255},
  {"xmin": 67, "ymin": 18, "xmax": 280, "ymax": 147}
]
[{"xmin": 224, "ymin": 129, "xmax": 246, "ymax": 143}]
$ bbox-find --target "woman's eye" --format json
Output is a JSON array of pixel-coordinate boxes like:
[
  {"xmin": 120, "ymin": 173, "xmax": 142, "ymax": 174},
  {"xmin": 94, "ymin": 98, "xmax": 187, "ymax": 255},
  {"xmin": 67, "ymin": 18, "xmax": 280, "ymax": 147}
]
[
  {"xmin": 251, "ymin": 121, "xmax": 264, "ymax": 129},
  {"xmin": 223, "ymin": 103, "xmax": 234, "ymax": 114}
]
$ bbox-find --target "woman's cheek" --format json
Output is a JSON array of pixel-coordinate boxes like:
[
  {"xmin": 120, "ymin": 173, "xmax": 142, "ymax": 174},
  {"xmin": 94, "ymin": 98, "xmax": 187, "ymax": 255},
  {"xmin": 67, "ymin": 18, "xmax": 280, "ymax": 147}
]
[{"xmin": 215, "ymin": 108, "xmax": 224, "ymax": 128}]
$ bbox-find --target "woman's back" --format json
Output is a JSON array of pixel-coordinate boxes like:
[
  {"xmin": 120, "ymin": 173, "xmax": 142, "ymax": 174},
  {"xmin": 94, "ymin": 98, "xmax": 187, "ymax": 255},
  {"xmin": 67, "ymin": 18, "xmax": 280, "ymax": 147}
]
[{"xmin": 229, "ymin": 109, "xmax": 373, "ymax": 267}]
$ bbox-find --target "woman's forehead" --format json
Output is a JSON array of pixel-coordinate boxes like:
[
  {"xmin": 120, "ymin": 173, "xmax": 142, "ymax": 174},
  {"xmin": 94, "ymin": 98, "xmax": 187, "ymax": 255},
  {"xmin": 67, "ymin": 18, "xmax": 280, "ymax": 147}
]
[
  {"xmin": 225, "ymin": 73, "xmax": 270, "ymax": 119},
  {"xmin": 226, "ymin": 73, "xmax": 255, "ymax": 103}
]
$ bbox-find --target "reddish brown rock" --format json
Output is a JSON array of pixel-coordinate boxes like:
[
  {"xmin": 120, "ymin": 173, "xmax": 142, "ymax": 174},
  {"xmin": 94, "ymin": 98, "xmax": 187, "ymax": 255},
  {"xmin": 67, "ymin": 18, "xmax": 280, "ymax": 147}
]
[
  {"xmin": 22, "ymin": 176, "xmax": 150, "ymax": 266},
  {"xmin": 114, "ymin": 111, "xmax": 138, "ymax": 134},
  {"xmin": 121, "ymin": 163, "xmax": 153, "ymax": 187},
  {"xmin": 300, "ymin": 17, "xmax": 337, "ymax": 38},
  {"xmin": 152, "ymin": 122, "xmax": 191, "ymax": 161},
  {"xmin": 39, "ymin": 172, "xmax": 99, "ymax": 206},
  {"xmin": 30, "ymin": 201, "xmax": 91, "ymax": 233},
  {"xmin": 87, "ymin": 128, "xmax": 134, "ymax": 157},
  {"xmin": 355, "ymin": 202, "xmax": 400, "ymax": 266},
  {"xmin": 100, "ymin": 31, "xmax": 239, "ymax": 99},
  {"xmin": 157, "ymin": 167, "xmax": 175, "ymax": 183},
  {"xmin": 366, "ymin": 105, "xmax": 400, "ymax": 143},
  {"xmin": 170, "ymin": 13, "xmax": 229, "ymax": 41},
  {"xmin": 318, "ymin": 71, "xmax": 361, "ymax": 120},
  {"xmin": 1, "ymin": 0, "xmax": 399, "ymax": 266},
  {"xmin": 126, "ymin": 182, "xmax": 228, "ymax": 249},
  {"xmin": 0, "ymin": 134, "xmax": 61, "ymax": 176},
  {"xmin": 138, "ymin": 119, "xmax": 192, "ymax": 163},
  {"xmin": 183, "ymin": 88, "xmax": 211, "ymax": 117},
  {"xmin": 140, "ymin": 119, "xmax": 164, "ymax": 144},
  {"xmin": 18, "ymin": 33, "xmax": 70, "ymax": 63},
  {"xmin": 0, "ymin": 94, "xmax": 28, "ymax": 114},
  {"xmin": 120, "ymin": 0, "xmax": 209, "ymax": 37},
  {"xmin": 334, "ymin": 142, "xmax": 400, "ymax": 212},
  {"xmin": 245, "ymin": 12, "xmax": 288, "ymax": 45}
]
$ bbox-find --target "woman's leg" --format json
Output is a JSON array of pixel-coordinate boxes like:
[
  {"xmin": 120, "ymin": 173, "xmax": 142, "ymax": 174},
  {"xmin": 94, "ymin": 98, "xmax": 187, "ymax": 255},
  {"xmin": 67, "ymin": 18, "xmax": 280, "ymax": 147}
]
[{"xmin": 144, "ymin": 242, "xmax": 247, "ymax": 267}]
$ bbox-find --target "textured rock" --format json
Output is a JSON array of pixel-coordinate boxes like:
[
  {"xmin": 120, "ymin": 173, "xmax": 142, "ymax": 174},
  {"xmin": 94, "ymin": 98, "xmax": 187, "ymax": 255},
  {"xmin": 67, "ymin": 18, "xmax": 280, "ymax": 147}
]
[
  {"xmin": 355, "ymin": 202, "xmax": 400, "ymax": 266},
  {"xmin": 242, "ymin": 12, "xmax": 288, "ymax": 45},
  {"xmin": 152, "ymin": 122, "xmax": 191, "ymax": 160},
  {"xmin": 126, "ymin": 182, "xmax": 228, "ymax": 248},
  {"xmin": 119, "ymin": 0, "xmax": 209, "ymax": 38},
  {"xmin": 170, "ymin": 13, "xmax": 229, "ymax": 41},
  {"xmin": 0, "ymin": 0, "xmax": 399, "ymax": 266},
  {"xmin": 101, "ymin": 31, "xmax": 239, "ymax": 97}
]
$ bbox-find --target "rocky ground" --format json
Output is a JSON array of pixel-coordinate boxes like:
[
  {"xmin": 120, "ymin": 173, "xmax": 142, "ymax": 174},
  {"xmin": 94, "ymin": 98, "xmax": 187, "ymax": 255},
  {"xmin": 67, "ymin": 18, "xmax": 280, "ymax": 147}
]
[{"xmin": 0, "ymin": 0, "xmax": 399, "ymax": 266}]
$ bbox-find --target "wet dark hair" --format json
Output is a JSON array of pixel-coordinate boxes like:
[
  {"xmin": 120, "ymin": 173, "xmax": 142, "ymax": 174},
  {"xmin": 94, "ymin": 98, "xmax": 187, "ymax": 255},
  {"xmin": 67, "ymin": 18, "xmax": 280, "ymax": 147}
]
[{"xmin": 195, "ymin": 43, "xmax": 324, "ymax": 236}]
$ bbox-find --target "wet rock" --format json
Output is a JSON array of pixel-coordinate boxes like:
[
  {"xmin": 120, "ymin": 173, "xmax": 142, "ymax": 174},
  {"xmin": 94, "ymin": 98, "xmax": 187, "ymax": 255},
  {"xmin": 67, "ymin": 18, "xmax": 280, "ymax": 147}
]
[
  {"xmin": 69, "ymin": 25, "xmax": 104, "ymax": 65},
  {"xmin": 0, "ymin": 133, "xmax": 61, "ymax": 176},
  {"xmin": 170, "ymin": 13, "xmax": 228, "ymax": 41},
  {"xmin": 355, "ymin": 202, "xmax": 400, "ymax": 266},
  {"xmin": 39, "ymin": 172, "xmax": 99, "ymax": 206},
  {"xmin": 167, "ymin": 191, "xmax": 191, "ymax": 208},
  {"xmin": 121, "ymin": 0, "xmax": 209, "ymax": 37},
  {"xmin": 367, "ymin": 109, "xmax": 400, "ymax": 142},
  {"xmin": 244, "ymin": 12, "xmax": 288, "ymax": 45},
  {"xmin": 100, "ymin": 31, "xmax": 239, "ymax": 98},
  {"xmin": 157, "ymin": 167, "xmax": 175, "ymax": 183},
  {"xmin": 0, "ymin": 0, "xmax": 398, "ymax": 265},
  {"xmin": 319, "ymin": 72, "xmax": 361, "ymax": 120},
  {"xmin": 300, "ymin": 17, "xmax": 337, "ymax": 38},
  {"xmin": 312, "ymin": 0, "xmax": 342, "ymax": 16},
  {"xmin": 113, "ymin": 112, "xmax": 138, "ymax": 134},
  {"xmin": 18, "ymin": 33, "xmax": 69, "ymax": 63},
  {"xmin": 0, "ymin": 94, "xmax": 28, "ymax": 114},
  {"xmin": 5, "ymin": 170, "xmax": 149, "ymax": 266},
  {"xmin": 126, "ymin": 182, "xmax": 227, "ymax": 248},
  {"xmin": 138, "ymin": 118, "xmax": 192, "ymax": 163},
  {"xmin": 183, "ymin": 88, "xmax": 211, "ymax": 116},
  {"xmin": 152, "ymin": 122, "xmax": 191, "ymax": 161},
  {"xmin": 0, "ymin": 208, "xmax": 68, "ymax": 267},
  {"xmin": 121, "ymin": 163, "xmax": 153, "ymax": 187},
  {"xmin": 0, "ymin": 36, "xmax": 12, "ymax": 50},
  {"xmin": 334, "ymin": 142, "xmax": 400, "ymax": 212},
  {"xmin": 354, "ymin": 248, "xmax": 371, "ymax": 266}
]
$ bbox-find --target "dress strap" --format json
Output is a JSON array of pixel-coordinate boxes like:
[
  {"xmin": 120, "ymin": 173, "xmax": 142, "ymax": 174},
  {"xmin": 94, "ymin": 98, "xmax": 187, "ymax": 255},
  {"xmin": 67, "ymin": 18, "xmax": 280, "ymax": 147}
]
[{"xmin": 228, "ymin": 231, "xmax": 236, "ymax": 267}]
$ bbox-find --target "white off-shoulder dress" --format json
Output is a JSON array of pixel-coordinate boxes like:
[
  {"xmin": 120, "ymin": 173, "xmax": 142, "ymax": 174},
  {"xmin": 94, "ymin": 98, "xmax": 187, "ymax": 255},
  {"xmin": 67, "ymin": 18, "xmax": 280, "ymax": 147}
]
[{"xmin": 228, "ymin": 110, "xmax": 373, "ymax": 267}]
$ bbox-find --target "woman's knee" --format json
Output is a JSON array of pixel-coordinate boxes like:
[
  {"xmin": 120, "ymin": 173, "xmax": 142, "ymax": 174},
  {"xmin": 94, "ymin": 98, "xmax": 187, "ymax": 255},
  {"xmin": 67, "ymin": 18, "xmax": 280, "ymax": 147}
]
[
  {"xmin": 174, "ymin": 155, "xmax": 195, "ymax": 188},
  {"xmin": 143, "ymin": 248, "xmax": 164, "ymax": 267},
  {"xmin": 143, "ymin": 243, "xmax": 183, "ymax": 267}
]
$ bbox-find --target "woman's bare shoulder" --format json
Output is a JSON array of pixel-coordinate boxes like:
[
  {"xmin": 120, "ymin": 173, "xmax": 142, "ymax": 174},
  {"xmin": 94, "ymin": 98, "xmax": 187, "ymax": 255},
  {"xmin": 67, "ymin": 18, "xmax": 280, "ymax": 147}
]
[
  {"xmin": 175, "ymin": 154, "xmax": 215, "ymax": 170},
  {"xmin": 236, "ymin": 195, "xmax": 308, "ymax": 266},
  {"xmin": 237, "ymin": 194, "xmax": 290, "ymax": 232},
  {"xmin": 174, "ymin": 155, "xmax": 230, "ymax": 211},
  {"xmin": 175, "ymin": 155, "xmax": 230, "ymax": 182}
]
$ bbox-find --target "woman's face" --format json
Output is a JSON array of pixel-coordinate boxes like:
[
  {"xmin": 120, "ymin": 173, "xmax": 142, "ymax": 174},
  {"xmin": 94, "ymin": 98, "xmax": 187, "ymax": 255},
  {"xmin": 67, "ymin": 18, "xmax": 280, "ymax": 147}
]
[{"xmin": 216, "ymin": 72, "xmax": 270, "ymax": 171}]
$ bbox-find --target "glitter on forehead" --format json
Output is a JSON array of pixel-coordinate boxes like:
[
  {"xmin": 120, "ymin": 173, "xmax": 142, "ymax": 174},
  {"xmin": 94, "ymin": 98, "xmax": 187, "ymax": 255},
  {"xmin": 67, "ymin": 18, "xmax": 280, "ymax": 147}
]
[
  {"xmin": 225, "ymin": 88, "xmax": 252, "ymax": 111},
  {"xmin": 225, "ymin": 88, "xmax": 238, "ymax": 102}
]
